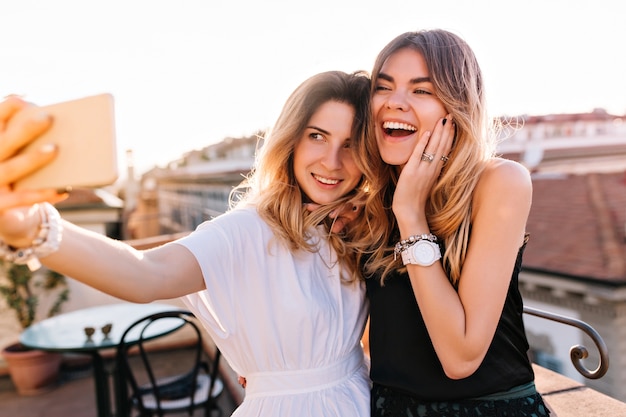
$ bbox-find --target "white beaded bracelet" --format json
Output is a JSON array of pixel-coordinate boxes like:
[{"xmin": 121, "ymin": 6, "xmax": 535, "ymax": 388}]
[
  {"xmin": 0, "ymin": 203, "xmax": 63, "ymax": 271},
  {"xmin": 393, "ymin": 233, "xmax": 438, "ymax": 260}
]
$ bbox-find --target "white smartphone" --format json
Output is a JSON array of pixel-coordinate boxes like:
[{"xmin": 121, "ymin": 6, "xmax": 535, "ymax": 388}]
[{"xmin": 13, "ymin": 93, "xmax": 118, "ymax": 191}]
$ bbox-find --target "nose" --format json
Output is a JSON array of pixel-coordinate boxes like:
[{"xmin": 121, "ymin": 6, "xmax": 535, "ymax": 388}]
[
  {"xmin": 385, "ymin": 90, "xmax": 408, "ymax": 111},
  {"xmin": 321, "ymin": 145, "xmax": 342, "ymax": 170}
]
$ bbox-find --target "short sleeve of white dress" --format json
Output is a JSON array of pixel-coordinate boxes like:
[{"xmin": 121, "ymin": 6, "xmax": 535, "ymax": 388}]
[{"xmin": 174, "ymin": 207, "xmax": 264, "ymax": 340}]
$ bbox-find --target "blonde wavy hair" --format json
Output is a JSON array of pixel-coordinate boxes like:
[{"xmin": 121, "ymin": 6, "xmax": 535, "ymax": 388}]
[
  {"xmin": 360, "ymin": 29, "xmax": 500, "ymax": 287},
  {"xmin": 231, "ymin": 70, "xmax": 375, "ymax": 282}
]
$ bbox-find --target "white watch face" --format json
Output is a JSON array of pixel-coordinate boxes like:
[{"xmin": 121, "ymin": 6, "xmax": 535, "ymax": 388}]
[
  {"xmin": 400, "ymin": 239, "xmax": 442, "ymax": 266},
  {"xmin": 412, "ymin": 240, "xmax": 438, "ymax": 264}
]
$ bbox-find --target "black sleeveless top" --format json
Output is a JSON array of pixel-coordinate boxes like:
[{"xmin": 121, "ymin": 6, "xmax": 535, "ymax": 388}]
[{"xmin": 365, "ymin": 239, "xmax": 534, "ymax": 401}]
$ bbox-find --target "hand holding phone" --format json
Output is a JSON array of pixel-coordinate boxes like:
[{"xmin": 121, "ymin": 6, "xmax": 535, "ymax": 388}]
[{"xmin": 13, "ymin": 94, "xmax": 118, "ymax": 191}]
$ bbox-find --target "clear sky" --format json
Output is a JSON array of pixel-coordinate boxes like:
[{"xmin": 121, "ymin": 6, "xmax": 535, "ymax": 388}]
[{"xmin": 2, "ymin": 0, "xmax": 625, "ymax": 176}]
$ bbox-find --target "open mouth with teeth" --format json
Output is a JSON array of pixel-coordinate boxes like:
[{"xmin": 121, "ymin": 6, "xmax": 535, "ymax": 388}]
[
  {"xmin": 312, "ymin": 174, "xmax": 340, "ymax": 185},
  {"xmin": 382, "ymin": 121, "xmax": 417, "ymax": 137}
]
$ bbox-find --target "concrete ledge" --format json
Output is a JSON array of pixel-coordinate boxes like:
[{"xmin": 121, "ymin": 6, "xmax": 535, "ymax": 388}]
[{"xmin": 533, "ymin": 364, "xmax": 626, "ymax": 416}]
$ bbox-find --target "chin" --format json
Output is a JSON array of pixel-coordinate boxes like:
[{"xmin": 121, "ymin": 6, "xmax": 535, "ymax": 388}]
[
  {"xmin": 377, "ymin": 140, "xmax": 411, "ymax": 166},
  {"xmin": 308, "ymin": 194, "xmax": 340, "ymax": 206},
  {"xmin": 378, "ymin": 148, "xmax": 408, "ymax": 166}
]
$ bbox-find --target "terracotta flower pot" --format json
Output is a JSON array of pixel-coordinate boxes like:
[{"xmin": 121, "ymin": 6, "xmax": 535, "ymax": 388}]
[{"xmin": 1, "ymin": 343, "xmax": 62, "ymax": 396}]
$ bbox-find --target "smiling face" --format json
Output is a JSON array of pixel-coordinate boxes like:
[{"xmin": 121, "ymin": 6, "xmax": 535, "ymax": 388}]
[
  {"xmin": 371, "ymin": 48, "xmax": 448, "ymax": 167},
  {"xmin": 293, "ymin": 100, "xmax": 362, "ymax": 205}
]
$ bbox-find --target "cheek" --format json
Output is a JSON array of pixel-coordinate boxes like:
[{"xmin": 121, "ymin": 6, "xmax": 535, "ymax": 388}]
[
  {"xmin": 415, "ymin": 111, "xmax": 445, "ymax": 138},
  {"xmin": 423, "ymin": 102, "xmax": 448, "ymax": 123},
  {"xmin": 292, "ymin": 146, "xmax": 309, "ymax": 187},
  {"xmin": 343, "ymin": 158, "xmax": 363, "ymax": 187},
  {"xmin": 292, "ymin": 141, "xmax": 308, "ymax": 171},
  {"xmin": 370, "ymin": 94, "xmax": 384, "ymax": 113},
  {"xmin": 371, "ymin": 96, "xmax": 384, "ymax": 117}
]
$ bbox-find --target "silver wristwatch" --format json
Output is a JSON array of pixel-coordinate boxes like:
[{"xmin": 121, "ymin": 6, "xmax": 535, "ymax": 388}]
[{"xmin": 401, "ymin": 239, "xmax": 442, "ymax": 266}]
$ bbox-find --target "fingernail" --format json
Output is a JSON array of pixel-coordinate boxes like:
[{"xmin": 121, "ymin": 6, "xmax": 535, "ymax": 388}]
[
  {"xmin": 442, "ymin": 118, "xmax": 447, "ymax": 126},
  {"xmin": 32, "ymin": 110, "xmax": 51, "ymax": 122},
  {"xmin": 39, "ymin": 143, "xmax": 56, "ymax": 153}
]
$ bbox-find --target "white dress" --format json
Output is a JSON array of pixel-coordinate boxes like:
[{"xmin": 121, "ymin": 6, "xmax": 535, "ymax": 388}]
[{"xmin": 176, "ymin": 206, "xmax": 370, "ymax": 416}]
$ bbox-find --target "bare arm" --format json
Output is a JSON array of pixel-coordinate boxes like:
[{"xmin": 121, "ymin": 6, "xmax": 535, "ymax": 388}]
[
  {"xmin": 0, "ymin": 207, "xmax": 206, "ymax": 302},
  {"xmin": 46, "ymin": 221, "xmax": 206, "ymax": 301}
]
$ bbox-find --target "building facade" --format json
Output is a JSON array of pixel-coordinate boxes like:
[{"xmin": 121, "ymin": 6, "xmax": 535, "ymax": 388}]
[{"xmin": 126, "ymin": 135, "xmax": 260, "ymax": 238}]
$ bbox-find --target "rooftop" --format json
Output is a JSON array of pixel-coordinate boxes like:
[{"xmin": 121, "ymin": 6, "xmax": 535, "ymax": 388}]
[{"xmin": 525, "ymin": 171, "xmax": 626, "ymax": 284}]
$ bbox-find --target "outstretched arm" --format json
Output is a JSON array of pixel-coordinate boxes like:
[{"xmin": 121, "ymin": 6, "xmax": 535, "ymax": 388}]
[
  {"xmin": 0, "ymin": 96, "xmax": 206, "ymax": 302},
  {"xmin": 47, "ymin": 220, "xmax": 205, "ymax": 301}
]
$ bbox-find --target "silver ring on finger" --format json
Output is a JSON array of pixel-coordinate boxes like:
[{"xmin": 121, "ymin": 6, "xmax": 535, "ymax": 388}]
[
  {"xmin": 441, "ymin": 155, "xmax": 449, "ymax": 163},
  {"xmin": 421, "ymin": 152, "xmax": 435, "ymax": 163}
]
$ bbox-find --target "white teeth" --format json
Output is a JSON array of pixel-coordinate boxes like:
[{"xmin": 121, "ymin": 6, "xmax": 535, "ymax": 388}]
[
  {"xmin": 383, "ymin": 121, "xmax": 417, "ymax": 131},
  {"xmin": 313, "ymin": 174, "xmax": 339, "ymax": 185}
]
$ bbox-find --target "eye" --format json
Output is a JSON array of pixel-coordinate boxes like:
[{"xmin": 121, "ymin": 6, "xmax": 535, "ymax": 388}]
[
  {"xmin": 309, "ymin": 132, "xmax": 325, "ymax": 142},
  {"xmin": 374, "ymin": 84, "xmax": 390, "ymax": 92},
  {"xmin": 413, "ymin": 88, "xmax": 432, "ymax": 95}
]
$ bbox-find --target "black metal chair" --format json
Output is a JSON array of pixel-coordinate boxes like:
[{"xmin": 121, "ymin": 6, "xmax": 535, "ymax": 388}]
[{"xmin": 115, "ymin": 310, "xmax": 224, "ymax": 417}]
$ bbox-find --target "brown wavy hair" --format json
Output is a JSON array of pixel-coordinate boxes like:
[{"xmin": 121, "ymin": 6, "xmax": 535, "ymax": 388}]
[
  {"xmin": 361, "ymin": 29, "xmax": 500, "ymax": 286},
  {"xmin": 231, "ymin": 70, "xmax": 376, "ymax": 282}
]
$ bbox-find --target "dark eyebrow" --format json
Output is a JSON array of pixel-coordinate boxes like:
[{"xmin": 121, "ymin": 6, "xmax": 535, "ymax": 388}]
[
  {"xmin": 378, "ymin": 72, "xmax": 431, "ymax": 84},
  {"xmin": 306, "ymin": 125, "xmax": 330, "ymax": 135}
]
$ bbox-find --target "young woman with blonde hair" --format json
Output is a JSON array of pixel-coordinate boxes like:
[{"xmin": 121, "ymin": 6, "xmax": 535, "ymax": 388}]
[
  {"xmin": 0, "ymin": 70, "xmax": 374, "ymax": 416},
  {"xmin": 359, "ymin": 29, "xmax": 551, "ymax": 416}
]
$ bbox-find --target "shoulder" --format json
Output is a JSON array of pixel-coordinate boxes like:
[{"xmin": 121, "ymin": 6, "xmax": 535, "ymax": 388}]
[
  {"xmin": 473, "ymin": 158, "xmax": 532, "ymax": 211},
  {"xmin": 484, "ymin": 157, "xmax": 530, "ymax": 180},
  {"xmin": 180, "ymin": 207, "xmax": 270, "ymax": 252},
  {"xmin": 479, "ymin": 157, "xmax": 531, "ymax": 192}
]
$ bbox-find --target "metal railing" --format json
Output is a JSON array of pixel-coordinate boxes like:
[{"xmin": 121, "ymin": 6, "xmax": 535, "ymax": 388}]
[{"xmin": 523, "ymin": 305, "xmax": 609, "ymax": 379}]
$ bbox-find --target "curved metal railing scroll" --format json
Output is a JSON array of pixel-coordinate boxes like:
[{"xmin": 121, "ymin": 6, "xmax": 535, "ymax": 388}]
[{"xmin": 523, "ymin": 305, "xmax": 609, "ymax": 379}]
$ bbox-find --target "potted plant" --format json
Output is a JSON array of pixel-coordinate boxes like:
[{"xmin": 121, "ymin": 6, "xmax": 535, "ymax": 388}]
[{"xmin": 0, "ymin": 260, "xmax": 70, "ymax": 395}]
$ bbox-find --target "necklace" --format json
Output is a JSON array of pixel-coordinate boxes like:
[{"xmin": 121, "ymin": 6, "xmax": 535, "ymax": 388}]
[
  {"xmin": 317, "ymin": 228, "xmax": 339, "ymax": 272},
  {"xmin": 317, "ymin": 245, "xmax": 339, "ymax": 271}
]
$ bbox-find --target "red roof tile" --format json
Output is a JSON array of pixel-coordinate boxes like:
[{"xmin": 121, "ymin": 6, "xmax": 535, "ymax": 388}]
[{"xmin": 525, "ymin": 172, "xmax": 626, "ymax": 283}]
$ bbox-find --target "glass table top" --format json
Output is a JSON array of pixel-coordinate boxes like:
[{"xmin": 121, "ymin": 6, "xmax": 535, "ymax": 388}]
[{"xmin": 20, "ymin": 302, "xmax": 185, "ymax": 352}]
